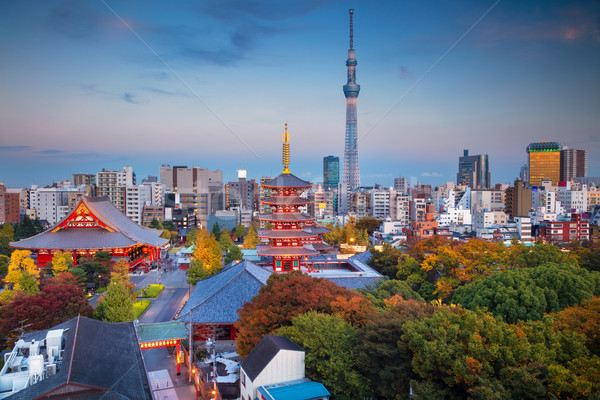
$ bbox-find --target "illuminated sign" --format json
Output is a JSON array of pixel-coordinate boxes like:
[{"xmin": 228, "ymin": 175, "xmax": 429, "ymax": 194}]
[{"xmin": 139, "ymin": 339, "xmax": 179, "ymax": 349}]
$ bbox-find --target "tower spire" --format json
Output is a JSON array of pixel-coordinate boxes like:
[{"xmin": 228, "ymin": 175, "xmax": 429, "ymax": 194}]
[
  {"xmin": 282, "ymin": 123, "xmax": 290, "ymax": 174},
  {"xmin": 349, "ymin": 9, "xmax": 354, "ymax": 50}
]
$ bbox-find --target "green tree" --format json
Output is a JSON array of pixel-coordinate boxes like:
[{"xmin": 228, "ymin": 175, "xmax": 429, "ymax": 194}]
[
  {"xmin": 357, "ymin": 278, "xmax": 423, "ymax": 309},
  {"xmin": 235, "ymin": 223, "xmax": 246, "ymax": 241},
  {"xmin": 242, "ymin": 225, "xmax": 260, "ymax": 249},
  {"xmin": 101, "ymin": 281, "xmax": 134, "ymax": 322},
  {"xmin": 453, "ymin": 262, "xmax": 600, "ymax": 323},
  {"xmin": 50, "ymin": 251, "xmax": 74, "ymax": 275},
  {"xmin": 211, "ymin": 222, "xmax": 221, "ymax": 241},
  {"xmin": 224, "ymin": 246, "xmax": 243, "ymax": 264},
  {"xmin": 356, "ymin": 216, "xmax": 381, "ymax": 235},
  {"xmin": 148, "ymin": 218, "xmax": 163, "ymax": 229},
  {"xmin": 219, "ymin": 229, "xmax": 234, "ymax": 252},
  {"xmin": 0, "ymin": 224, "xmax": 14, "ymax": 257},
  {"xmin": 15, "ymin": 271, "xmax": 39, "ymax": 297},
  {"xmin": 0, "ymin": 254, "xmax": 9, "ymax": 277},
  {"xmin": 369, "ymin": 242, "xmax": 403, "ymax": 278},
  {"xmin": 278, "ymin": 312, "xmax": 371, "ymax": 400},
  {"xmin": 111, "ymin": 259, "xmax": 133, "ymax": 294},
  {"xmin": 160, "ymin": 229, "xmax": 171, "ymax": 241},
  {"xmin": 185, "ymin": 227, "xmax": 198, "ymax": 247},
  {"xmin": 187, "ymin": 260, "xmax": 208, "ymax": 285},
  {"xmin": 516, "ymin": 242, "xmax": 572, "ymax": 268},
  {"xmin": 94, "ymin": 251, "xmax": 112, "ymax": 262},
  {"xmin": 162, "ymin": 220, "xmax": 176, "ymax": 231}
]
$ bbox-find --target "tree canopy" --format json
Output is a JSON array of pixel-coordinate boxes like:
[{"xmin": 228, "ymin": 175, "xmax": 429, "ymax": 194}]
[
  {"xmin": 241, "ymin": 225, "xmax": 260, "ymax": 249},
  {"xmin": 101, "ymin": 281, "xmax": 134, "ymax": 322},
  {"xmin": 235, "ymin": 271, "xmax": 376, "ymax": 358},
  {"xmin": 50, "ymin": 251, "xmax": 74, "ymax": 275},
  {"xmin": 188, "ymin": 229, "xmax": 222, "ymax": 284},
  {"xmin": 279, "ymin": 312, "xmax": 371, "ymax": 400}
]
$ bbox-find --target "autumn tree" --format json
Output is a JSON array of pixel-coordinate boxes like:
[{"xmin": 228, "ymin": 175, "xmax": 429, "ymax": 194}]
[
  {"xmin": 0, "ymin": 279, "xmax": 93, "ymax": 348},
  {"xmin": 15, "ymin": 271, "xmax": 39, "ymax": 297},
  {"xmin": 356, "ymin": 278, "xmax": 423, "ymax": 309},
  {"xmin": 242, "ymin": 225, "xmax": 260, "ymax": 249},
  {"xmin": 234, "ymin": 223, "xmax": 246, "ymax": 242},
  {"xmin": 235, "ymin": 271, "xmax": 375, "ymax": 358},
  {"xmin": 188, "ymin": 229, "xmax": 222, "ymax": 284},
  {"xmin": 50, "ymin": 251, "xmax": 74, "ymax": 275},
  {"xmin": 101, "ymin": 281, "xmax": 134, "ymax": 322},
  {"xmin": 279, "ymin": 312, "xmax": 371, "ymax": 400},
  {"xmin": 185, "ymin": 227, "xmax": 198, "ymax": 247},
  {"xmin": 554, "ymin": 297, "xmax": 600, "ymax": 356},
  {"xmin": 1, "ymin": 250, "xmax": 39, "ymax": 302}
]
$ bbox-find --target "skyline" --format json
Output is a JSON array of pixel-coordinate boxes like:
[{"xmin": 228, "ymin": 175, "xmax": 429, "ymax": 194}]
[{"xmin": 1, "ymin": 0, "xmax": 599, "ymax": 188}]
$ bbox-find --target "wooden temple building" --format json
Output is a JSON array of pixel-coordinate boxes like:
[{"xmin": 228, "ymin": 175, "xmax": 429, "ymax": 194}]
[
  {"xmin": 257, "ymin": 124, "xmax": 331, "ymax": 272},
  {"xmin": 11, "ymin": 196, "xmax": 169, "ymax": 269}
]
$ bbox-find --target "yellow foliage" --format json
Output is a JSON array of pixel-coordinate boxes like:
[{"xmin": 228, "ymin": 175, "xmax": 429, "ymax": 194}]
[
  {"xmin": 192, "ymin": 229, "xmax": 222, "ymax": 273},
  {"xmin": 51, "ymin": 251, "xmax": 73, "ymax": 274},
  {"xmin": 5, "ymin": 250, "xmax": 38, "ymax": 286}
]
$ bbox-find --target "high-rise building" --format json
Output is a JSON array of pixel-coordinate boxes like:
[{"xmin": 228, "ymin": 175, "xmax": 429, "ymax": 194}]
[
  {"xmin": 394, "ymin": 177, "xmax": 409, "ymax": 195},
  {"xmin": 323, "ymin": 156, "xmax": 339, "ymax": 190},
  {"xmin": 225, "ymin": 170, "xmax": 258, "ymax": 211},
  {"xmin": 96, "ymin": 167, "xmax": 135, "ymax": 213},
  {"xmin": 457, "ymin": 150, "xmax": 490, "ymax": 189},
  {"xmin": 505, "ymin": 178, "xmax": 532, "ymax": 220},
  {"xmin": 527, "ymin": 142, "xmax": 561, "ymax": 186},
  {"xmin": 340, "ymin": 9, "xmax": 360, "ymax": 214},
  {"xmin": 560, "ymin": 148, "xmax": 587, "ymax": 182}
]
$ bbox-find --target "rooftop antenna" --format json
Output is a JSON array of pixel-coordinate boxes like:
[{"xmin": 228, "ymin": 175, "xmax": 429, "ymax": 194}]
[{"xmin": 349, "ymin": 9, "xmax": 354, "ymax": 50}]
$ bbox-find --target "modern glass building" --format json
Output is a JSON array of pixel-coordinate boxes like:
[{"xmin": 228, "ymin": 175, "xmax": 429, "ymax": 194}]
[
  {"xmin": 527, "ymin": 142, "xmax": 561, "ymax": 186},
  {"xmin": 456, "ymin": 149, "xmax": 490, "ymax": 189},
  {"xmin": 323, "ymin": 155, "xmax": 340, "ymax": 190}
]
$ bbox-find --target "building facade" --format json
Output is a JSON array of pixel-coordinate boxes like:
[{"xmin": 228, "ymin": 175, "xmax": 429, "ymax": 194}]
[
  {"xmin": 457, "ymin": 149, "xmax": 490, "ymax": 189},
  {"xmin": 527, "ymin": 142, "xmax": 561, "ymax": 186},
  {"xmin": 560, "ymin": 148, "xmax": 587, "ymax": 182},
  {"xmin": 323, "ymin": 156, "xmax": 340, "ymax": 191}
]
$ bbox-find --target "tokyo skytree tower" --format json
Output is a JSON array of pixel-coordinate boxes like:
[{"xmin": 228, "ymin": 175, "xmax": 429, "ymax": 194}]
[{"xmin": 340, "ymin": 9, "xmax": 360, "ymax": 214}]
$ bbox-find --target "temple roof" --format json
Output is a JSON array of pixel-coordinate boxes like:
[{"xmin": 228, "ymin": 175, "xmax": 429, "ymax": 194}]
[
  {"xmin": 257, "ymin": 246, "xmax": 318, "ymax": 257},
  {"xmin": 302, "ymin": 225, "xmax": 331, "ymax": 235},
  {"xmin": 258, "ymin": 229, "xmax": 318, "ymax": 239},
  {"xmin": 263, "ymin": 173, "xmax": 312, "ymax": 188},
  {"xmin": 11, "ymin": 196, "xmax": 168, "ymax": 250},
  {"xmin": 177, "ymin": 260, "xmax": 271, "ymax": 324},
  {"xmin": 259, "ymin": 213, "xmax": 315, "ymax": 222},
  {"xmin": 261, "ymin": 196, "xmax": 311, "ymax": 206}
]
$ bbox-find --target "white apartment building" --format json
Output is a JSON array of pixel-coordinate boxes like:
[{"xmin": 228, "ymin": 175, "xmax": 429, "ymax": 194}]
[
  {"xmin": 371, "ymin": 190, "xmax": 391, "ymax": 220},
  {"xmin": 29, "ymin": 185, "xmax": 85, "ymax": 225},
  {"xmin": 390, "ymin": 193, "xmax": 410, "ymax": 226},
  {"xmin": 96, "ymin": 167, "xmax": 135, "ymax": 213},
  {"xmin": 125, "ymin": 184, "xmax": 151, "ymax": 224},
  {"xmin": 394, "ymin": 177, "xmax": 409, "ymax": 195},
  {"xmin": 557, "ymin": 187, "xmax": 588, "ymax": 214}
]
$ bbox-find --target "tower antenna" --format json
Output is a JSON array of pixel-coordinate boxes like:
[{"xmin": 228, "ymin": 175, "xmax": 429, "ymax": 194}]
[
  {"xmin": 349, "ymin": 9, "xmax": 354, "ymax": 50},
  {"xmin": 282, "ymin": 123, "xmax": 290, "ymax": 174}
]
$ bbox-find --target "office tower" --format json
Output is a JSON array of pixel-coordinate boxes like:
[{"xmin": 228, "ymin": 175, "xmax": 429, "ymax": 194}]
[
  {"xmin": 340, "ymin": 9, "xmax": 360, "ymax": 213},
  {"xmin": 560, "ymin": 148, "xmax": 587, "ymax": 182},
  {"xmin": 96, "ymin": 167, "xmax": 135, "ymax": 213},
  {"xmin": 456, "ymin": 149, "xmax": 490, "ymax": 189},
  {"xmin": 323, "ymin": 156, "xmax": 340, "ymax": 190},
  {"xmin": 505, "ymin": 178, "xmax": 532, "ymax": 220},
  {"xmin": 527, "ymin": 142, "xmax": 561, "ymax": 186},
  {"xmin": 394, "ymin": 177, "xmax": 409, "ymax": 195},
  {"xmin": 225, "ymin": 170, "xmax": 258, "ymax": 211}
]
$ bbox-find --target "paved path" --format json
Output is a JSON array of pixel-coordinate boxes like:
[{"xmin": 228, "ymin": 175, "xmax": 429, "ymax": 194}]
[{"xmin": 148, "ymin": 370, "xmax": 178, "ymax": 400}]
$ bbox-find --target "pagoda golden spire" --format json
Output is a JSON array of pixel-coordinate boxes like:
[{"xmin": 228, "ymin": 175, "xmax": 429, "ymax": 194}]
[{"xmin": 282, "ymin": 123, "xmax": 290, "ymax": 173}]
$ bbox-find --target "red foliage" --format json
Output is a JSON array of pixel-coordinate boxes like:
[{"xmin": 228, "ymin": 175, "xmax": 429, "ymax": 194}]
[
  {"xmin": 235, "ymin": 271, "xmax": 376, "ymax": 358},
  {"xmin": 42, "ymin": 271, "xmax": 85, "ymax": 289},
  {"xmin": 0, "ymin": 283, "xmax": 93, "ymax": 344}
]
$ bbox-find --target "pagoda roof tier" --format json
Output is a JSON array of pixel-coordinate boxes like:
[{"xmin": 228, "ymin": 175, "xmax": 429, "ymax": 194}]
[
  {"xmin": 257, "ymin": 246, "xmax": 319, "ymax": 257},
  {"xmin": 302, "ymin": 225, "xmax": 331, "ymax": 235},
  {"xmin": 263, "ymin": 173, "xmax": 312, "ymax": 189},
  {"xmin": 258, "ymin": 229, "xmax": 318, "ymax": 239},
  {"xmin": 11, "ymin": 196, "xmax": 168, "ymax": 250},
  {"xmin": 259, "ymin": 213, "xmax": 315, "ymax": 222},
  {"xmin": 261, "ymin": 196, "xmax": 312, "ymax": 206},
  {"xmin": 309, "ymin": 242, "xmax": 333, "ymax": 251}
]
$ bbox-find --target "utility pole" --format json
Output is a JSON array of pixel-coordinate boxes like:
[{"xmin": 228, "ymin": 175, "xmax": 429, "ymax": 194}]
[{"xmin": 188, "ymin": 310, "xmax": 193, "ymax": 383}]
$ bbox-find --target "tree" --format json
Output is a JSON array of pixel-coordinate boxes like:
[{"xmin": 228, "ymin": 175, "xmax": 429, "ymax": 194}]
[
  {"xmin": 50, "ymin": 251, "xmax": 74, "ymax": 275},
  {"xmin": 160, "ymin": 229, "xmax": 171, "ymax": 241},
  {"xmin": 357, "ymin": 278, "xmax": 423, "ymax": 309},
  {"xmin": 162, "ymin": 220, "xmax": 176, "ymax": 231},
  {"xmin": 101, "ymin": 281, "xmax": 134, "ymax": 322},
  {"xmin": 77, "ymin": 257, "xmax": 108, "ymax": 284},
  {"xmin": 515, "ymin": 242, "xmax": 572, "ymax": 269},
  {"xmin": 111, "ymin": 259, "xmax": 133, "ymax": 293},
  {"xmin": 242, "ymin": 225, "xmax": 260, "ymax": 249},
  {"xmin": 355, "ymin": 301, "xmax": 437, "ymax": 399},
  {"xmin": 185, "ymin": 227, "xmax": 198, "ymax": 247},
  {"xmin": 569, "ymin": 240, "xmax": 600, "ymax": 272},
  {"xmin": 369, "ymin": 242, "xmax": 402, "ymax": 278},
  {"xmin": 188, "ymin": 229, "xmax": 223, "ymax": 277},
  {"xmin": 5, "ymin": 249, "xmax": 39, "ymax": 288},
  {"xmin": 0, "ymin": 254, "xmax": 9, "ymax": 277},
  {"xmin": 234, "ymin": 223, "xmax": 246, "ymax": 241},
  {"xmin": 279, "ymin": 312, "xmax": 371, "ymax": 400},
  {"xmin": 148, "ymin": 218, "xmax": 163, "ymax": 230},
  {"xmin": 356, "ymin": 216, "xmax": 381, "ymax": 235},
  {"xmin": 224, "ymin": 245, "xmax": 243, "ymax": 264},
  {"xmin": 14, "ymin": 271, "xmax": 39, "ymax": 297},
  {"xmin": 219, "ymin": 229, "xmax": 234, "ymax": 252},
  {"xmin": 0, "ymin": 281, "xmax": 93, "ymax": 348},
  {"xmin": 554, "ymin": 297, "xmax": 600, "ymax": 356},
  {"xmin": 187, "ymin": 260, "xmax": 209, "ymax": 285},
  {"xmin": 0, "ymin": 223, "xmax": 14, "ymax": 257},
  {"xmin": 235, "ymin": 271, "xmax": 376, "ymax": 358},
  {"xmin": 211, "ymin": 222, "xmax": 221, "ymax": 241},
  {"xmin": 453, "ymin": 262, "xmax": 600, "ymax": 323}
]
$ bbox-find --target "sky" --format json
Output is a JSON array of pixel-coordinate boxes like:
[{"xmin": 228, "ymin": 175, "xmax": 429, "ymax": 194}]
[{"xmin": 1, "ymin": 0, "xmax": 599, "ymax": 188}]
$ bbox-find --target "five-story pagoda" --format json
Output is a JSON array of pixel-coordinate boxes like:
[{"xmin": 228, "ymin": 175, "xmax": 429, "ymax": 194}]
[{"xmin": 257, "ymin": 124, "xmax": 329, "ymax": 272}]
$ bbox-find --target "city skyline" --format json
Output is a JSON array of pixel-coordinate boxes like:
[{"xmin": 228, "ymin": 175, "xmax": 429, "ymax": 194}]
[{"xmin": 1, "ymin": 0, "xmax": 599, "ymax": 188}]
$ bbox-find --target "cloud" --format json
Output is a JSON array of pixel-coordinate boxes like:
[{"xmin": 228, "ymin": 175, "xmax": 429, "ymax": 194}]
[
  {"xmin": 399, "ymin": 66, "xmax": 411, "ymax": 79},
  {"xmin": 0, "ymin": 145, "xmax": 31, "ymax": 151},
  {"xmin": 122, "ymin": 92, "xmax": 140, "ymax": 104},
  {"xmin": 35, "ymin": 149, "xmax": 65, "ymax": 155},
  {"xmin": 47, "ymin": 0, "xmax": 105, "ymax": 39},
  {"xmin": 142, "ymin": 87, "xmax": 190, "ymax": 98},
  {"xmin": 421, "ymin": 172, "xmax": 443, "ymax": 177}
]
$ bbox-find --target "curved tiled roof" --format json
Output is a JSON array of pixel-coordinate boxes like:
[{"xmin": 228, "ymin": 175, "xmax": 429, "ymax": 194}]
[
  {"xmin": 257, "ymin": 247, "xmax": 318, "ymax": 257},
  {"xmin": 258, "ymin": 229, "xmax": 318, "ymax": 239},
  {"xmin": 261, "ymin": 196, "xmax": 311, "ymax": 206},
  {"xmin": 11, "ymin": 196, "xmax": 168, "ymax": 250},
  {"xmin": 263, "ymin": 173, "xmax": 312, "ymax": 188},
  {"xmin": 259, "ymin": 213, "xmax": 315, "ymax": 222}
]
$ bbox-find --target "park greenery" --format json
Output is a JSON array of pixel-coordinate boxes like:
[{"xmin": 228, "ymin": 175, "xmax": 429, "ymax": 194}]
[
  {"xmin": 235, "ymin": 237, "xmax": 600, "ymax": 399},
  {"xmin": 136, "ymin": 284, "xmax": 165, "ymax": 298}
]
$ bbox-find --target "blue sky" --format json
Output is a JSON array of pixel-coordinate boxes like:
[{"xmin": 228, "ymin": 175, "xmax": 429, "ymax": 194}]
[{"xmin": 1, "ymin": 0, "xmax": 599, "ymax": 188}]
